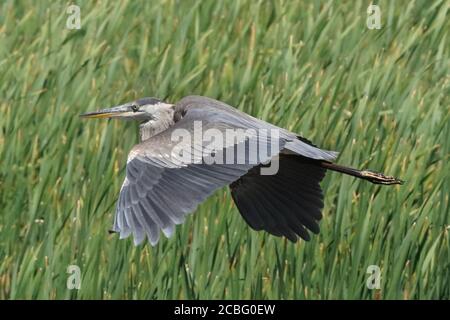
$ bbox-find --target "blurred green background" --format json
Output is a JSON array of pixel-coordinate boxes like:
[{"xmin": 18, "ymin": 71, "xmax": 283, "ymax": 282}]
[{"xmin": 0, "ymin": 0, "xmax": 448, "ymax": 299}]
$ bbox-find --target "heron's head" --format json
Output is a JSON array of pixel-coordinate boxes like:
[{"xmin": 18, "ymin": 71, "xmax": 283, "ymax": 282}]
[{"xmin": 80, "ymin": 97, "xmax": 173, "ymax": 122}]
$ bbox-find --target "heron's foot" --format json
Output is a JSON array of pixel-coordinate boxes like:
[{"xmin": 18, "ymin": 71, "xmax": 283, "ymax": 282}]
[{"xmin": 361, "ymin": 170, "xmax": 404, "ymax": 185}]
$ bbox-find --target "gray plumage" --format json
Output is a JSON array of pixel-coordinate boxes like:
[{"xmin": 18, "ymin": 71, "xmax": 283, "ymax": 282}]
[{"xmin": 80, "ymin": 95, "xmax": 402, "ymax": 246}]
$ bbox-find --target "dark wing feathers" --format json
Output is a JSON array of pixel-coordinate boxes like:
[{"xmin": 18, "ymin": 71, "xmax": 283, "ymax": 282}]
[{"xmin": 230, "ymin": 155, "xmax": 325, "ymax": 242}]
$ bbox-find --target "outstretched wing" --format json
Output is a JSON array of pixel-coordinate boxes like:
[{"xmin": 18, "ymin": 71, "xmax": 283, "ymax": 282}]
[
  {"xmin": 112, "ymin": 106, "xmax": 285, "ymax": 245},
  {"xmin": 114, "ymin": 158, "xmax": 255, "ymax": 245}
]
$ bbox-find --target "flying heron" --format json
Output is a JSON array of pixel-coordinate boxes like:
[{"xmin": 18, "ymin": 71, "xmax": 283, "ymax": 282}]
[{"xmin": 80, "ymin": 96, "xmax": 402, "ymax": 245}]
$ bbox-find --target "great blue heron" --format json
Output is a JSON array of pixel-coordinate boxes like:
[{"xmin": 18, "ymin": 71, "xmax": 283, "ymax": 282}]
[{"xmin": 80, "ymin": 96, "xmax": 402, "ymax": 245}]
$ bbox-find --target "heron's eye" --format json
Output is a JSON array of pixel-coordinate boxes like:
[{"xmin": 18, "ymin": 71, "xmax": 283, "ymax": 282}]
[{"xmin": 131, "ymin": 104, "xmax": 139, "ymax": 112}]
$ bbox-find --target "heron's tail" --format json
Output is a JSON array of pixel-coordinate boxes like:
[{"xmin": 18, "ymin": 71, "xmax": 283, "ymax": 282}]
[{"xmin": 319, "ymin": 162, "xmax": 403, "ymax": 185}]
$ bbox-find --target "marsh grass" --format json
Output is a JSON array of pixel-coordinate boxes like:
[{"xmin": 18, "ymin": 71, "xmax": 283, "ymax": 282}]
[{"xmin": 0, "ymin": 0, "xmax": 448, "ymax": 299}]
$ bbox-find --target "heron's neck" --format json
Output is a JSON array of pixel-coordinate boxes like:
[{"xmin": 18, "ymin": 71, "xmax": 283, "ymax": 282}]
[{"xmin": 139, "ymin": 107, "xmax": 175, "ymax": 142}]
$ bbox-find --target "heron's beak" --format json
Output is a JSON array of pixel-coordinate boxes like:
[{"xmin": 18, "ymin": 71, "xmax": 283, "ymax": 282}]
[{"xmin": 80, "ymin": 104, "xmax": 134, "ymax": 119}]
